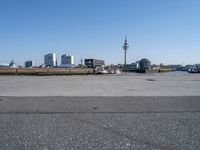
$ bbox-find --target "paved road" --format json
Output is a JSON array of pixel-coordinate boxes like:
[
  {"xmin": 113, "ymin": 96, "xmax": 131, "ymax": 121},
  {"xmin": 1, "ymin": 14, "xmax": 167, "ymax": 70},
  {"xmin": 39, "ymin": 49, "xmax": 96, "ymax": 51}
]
[{"xmin": 0, "ymin": 96, "xmax": 200, "ymax": 150}]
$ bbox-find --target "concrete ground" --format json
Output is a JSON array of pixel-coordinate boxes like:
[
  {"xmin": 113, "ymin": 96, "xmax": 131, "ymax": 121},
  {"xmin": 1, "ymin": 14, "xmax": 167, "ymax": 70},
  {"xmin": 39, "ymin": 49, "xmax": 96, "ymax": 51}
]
[
  {"xmin": 0, "ymin": 73, "xmax": 200, "ymax": 96},
  {"xmin": 0, "ymin": 73, "xmax": 200, "ymax": 150}
]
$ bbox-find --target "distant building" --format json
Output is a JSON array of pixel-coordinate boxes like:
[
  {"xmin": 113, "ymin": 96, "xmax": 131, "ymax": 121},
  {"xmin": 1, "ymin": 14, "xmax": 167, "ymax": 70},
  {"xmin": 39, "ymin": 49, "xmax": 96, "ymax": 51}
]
[
  {"xmin": 39, "ymin": 64, "xmax": 46, "ymax": 68},
  {"xmin": 168, "ymin": 65, "xmax": 183, "ymax": 71},
  {"xmin": 9, "ymin": 60, "xmax": 17, "ymax": 68},
  {"xmin": 60, "ymin": 54, "xmax": 75, "ymax": 67},
  {"xmin": 182, "ymin": 65, "xmax": 193, "ymax": 71},
  {"xmin": 44, "ymin": 53, "xmax": 57, "ymax": 67},
  {"xmin": 195, "ymin": 64, "xmax": 200, "ymax": 72},
  {"xmin": 25, "ymin": 60, "xmax": 35, "ymax": 68},
  {"xmin": 124, "ymin": 62, "xmax": 140, "ymax": 71},
  {"xmin": 85, "ymin": 59, "xmax": 105, "ymax": 68},
  {"xmin": 151, "ymin": 64, "xmax": 160, "ymax": 70},
  {"xmin": 0, "ymin": 63, "xmax": 9, "ymax": 68},
  {"xmin": 139, "ymin": 58, "xmax": 151, "ymax": 70},
  {"xmin": 188, "ymin": 64, "xmax": 200, "ymax": 73}
]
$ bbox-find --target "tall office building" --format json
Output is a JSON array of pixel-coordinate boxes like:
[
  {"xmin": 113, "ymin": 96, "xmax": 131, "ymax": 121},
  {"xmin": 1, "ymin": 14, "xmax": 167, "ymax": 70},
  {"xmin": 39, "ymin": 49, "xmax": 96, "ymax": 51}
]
[
  {"xmin": 61, "ymin": 54, "xmax": 74, "ymax": 67},
  {"xmin": 44, "ymin": 53, "xmax": 57, "ymax": 67}
]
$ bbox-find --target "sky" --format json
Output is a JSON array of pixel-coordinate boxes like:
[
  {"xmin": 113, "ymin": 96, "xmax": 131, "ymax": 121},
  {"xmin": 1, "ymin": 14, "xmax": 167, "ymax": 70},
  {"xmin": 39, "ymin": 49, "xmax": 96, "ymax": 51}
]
[{"xmin": 0, "ymin": 0, "xmax": 200, "ymax": 66}]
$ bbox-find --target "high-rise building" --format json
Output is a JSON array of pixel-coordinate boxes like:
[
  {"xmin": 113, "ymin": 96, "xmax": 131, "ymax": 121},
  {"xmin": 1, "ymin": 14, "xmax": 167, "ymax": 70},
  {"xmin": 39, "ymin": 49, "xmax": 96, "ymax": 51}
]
[
  {"xmin": 61, "ymin": 54, "xmax": 74, "ymax": 67},
  {"xmin": 44, "ymin": 53, "xmax": 57, "ymax": 67},
  {"xmin": 25, "ymin": 60, "xmax": 35, "ymax": 68}
]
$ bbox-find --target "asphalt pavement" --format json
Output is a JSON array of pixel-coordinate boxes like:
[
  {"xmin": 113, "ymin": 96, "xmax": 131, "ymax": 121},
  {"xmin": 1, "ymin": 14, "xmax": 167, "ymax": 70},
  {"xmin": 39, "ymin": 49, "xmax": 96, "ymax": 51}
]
[
  {"xmin": 0, "ymin": 96, "xmax": 200, "ymax": 150},
  {"xmin": 1, "ymin": 74, "xmax": 200, "ymax": 149}
]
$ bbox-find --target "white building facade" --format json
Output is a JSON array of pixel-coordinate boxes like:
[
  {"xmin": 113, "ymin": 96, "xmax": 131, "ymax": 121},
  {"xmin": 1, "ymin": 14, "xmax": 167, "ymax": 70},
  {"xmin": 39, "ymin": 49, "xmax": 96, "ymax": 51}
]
[{"xmin": 44, "ymin": 53, "xmax": 57, "ymax": 67}]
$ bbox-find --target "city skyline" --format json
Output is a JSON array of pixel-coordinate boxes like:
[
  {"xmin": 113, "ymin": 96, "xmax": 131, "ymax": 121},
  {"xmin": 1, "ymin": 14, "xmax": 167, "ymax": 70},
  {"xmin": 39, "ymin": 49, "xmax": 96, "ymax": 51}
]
[{"xmin": 0, "ymin": 0, "xmax": 200, "ymax": 65}]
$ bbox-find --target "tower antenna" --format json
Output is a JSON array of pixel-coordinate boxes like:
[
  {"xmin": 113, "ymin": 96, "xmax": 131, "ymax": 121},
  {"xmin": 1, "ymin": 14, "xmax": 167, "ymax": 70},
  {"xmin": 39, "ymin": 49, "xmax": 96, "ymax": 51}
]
[{"xmin": 123, "ymin": 35, "xmax": 129, "ymax": 66}]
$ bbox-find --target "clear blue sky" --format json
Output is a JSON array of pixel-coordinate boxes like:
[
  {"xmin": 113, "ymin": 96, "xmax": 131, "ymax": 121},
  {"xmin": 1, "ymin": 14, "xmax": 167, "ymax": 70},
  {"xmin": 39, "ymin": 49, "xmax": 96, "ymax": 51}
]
[{"xmin": 0, "ymin": 0, "xmax": 200, "ymax": 66}]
